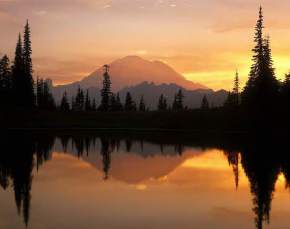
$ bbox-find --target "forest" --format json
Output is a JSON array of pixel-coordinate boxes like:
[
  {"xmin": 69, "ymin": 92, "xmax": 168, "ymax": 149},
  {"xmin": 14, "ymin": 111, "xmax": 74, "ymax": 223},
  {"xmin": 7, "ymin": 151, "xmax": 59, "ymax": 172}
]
[{"xmin": 0, "ymin": 8, "xmax": 289, "ymax": 132}]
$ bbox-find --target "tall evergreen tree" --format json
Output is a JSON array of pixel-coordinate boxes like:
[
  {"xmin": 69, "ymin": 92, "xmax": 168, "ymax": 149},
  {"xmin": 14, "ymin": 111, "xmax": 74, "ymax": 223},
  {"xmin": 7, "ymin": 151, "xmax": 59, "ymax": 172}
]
[
  {"xmin": 100, "ymin": 65, "xmax": 111, "ymax": 111},
  {"xmin": 71, "ymin": 96, "xmax": 76, "ymax": 111},
  {"xmin": 0, "ymin": 55, "xmax": 12, "ymax": 108},
  {"xmin": 172, "ymin": 89, "xmax": 184, "ymax": 111},
  {"xmin": 233, "ymin": 70, "xmax": 240, "ymax": 106},
  {"xmin": 115, "ymin": 93, "xmax": 123, "ymax": 111},
  {"xmin": 85, "ymin": 90, "xmax": 91, "ymax": 111},
  {"xmin": 225, "ymin": 71, "xmax": 240, "ymax": 108},
  {"xmin": 158, "ymin": 94, "xmax": 167, "ymax": 111},
  {"xmin": 0, "ymin": 55, "xmax": 11, "ymax": 89},
  {"xmin": 12, "ymin": 34, "xmax": 24, "ymax": 106},
  {"xmin": 36, "ymin": 78, "xmax": 55, "ymax": 110},
  {"xmin": 23, "ymin": 21, "xmax": 35, "ymax": 108},
  {"xmin": 242, "ymin": 7, "xmax": 279, "ymax": 114},
  {"xmin": 75, "ymin": 86, "xmax": 84, "ymax": 111},
  {"xmin": 109, "ymin": 94, "xmax": 118, "ymax": 111},
  {"xmin": 172, "ymin": 94, "xmax": 178, "ymax": 111},
  {"xmin": 60, "ymin": 91, "xmax": 70, "ymax": 112},
  {"xmin": 139, "ymin": 96, "xmax": 146, "ymax": 112},
  {"xmin": 124, "ymin": 92, "xmax": 136, "ymax": 111},
  {"xmin": 201, "ymin": 95, "xmax": 209, "ymax": 110},
  {"xmin": 91, "ymin": 98, "xmax": 97, "ymax": 111}
]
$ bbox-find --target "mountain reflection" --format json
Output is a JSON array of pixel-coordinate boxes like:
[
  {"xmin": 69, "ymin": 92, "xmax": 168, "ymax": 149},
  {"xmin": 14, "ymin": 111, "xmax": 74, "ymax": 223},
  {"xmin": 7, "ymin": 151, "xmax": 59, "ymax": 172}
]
[{"xmin": 0, "ymin": 132, "xmax": 289, "ymax": 229}]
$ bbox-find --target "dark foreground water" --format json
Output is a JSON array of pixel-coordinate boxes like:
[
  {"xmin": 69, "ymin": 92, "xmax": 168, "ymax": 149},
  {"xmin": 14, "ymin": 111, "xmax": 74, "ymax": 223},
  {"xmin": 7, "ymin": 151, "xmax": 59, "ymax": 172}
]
[{"xmin": 0, "ymin": 131, "xmax": 290, "ymax": 229}]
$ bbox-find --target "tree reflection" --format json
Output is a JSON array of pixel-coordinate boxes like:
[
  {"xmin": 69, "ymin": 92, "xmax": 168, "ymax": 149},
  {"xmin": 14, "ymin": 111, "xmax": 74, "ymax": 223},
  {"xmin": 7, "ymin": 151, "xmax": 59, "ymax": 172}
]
[{"xmin": 0, "ymin": 132, "xmax": 289, "ymax": 229}]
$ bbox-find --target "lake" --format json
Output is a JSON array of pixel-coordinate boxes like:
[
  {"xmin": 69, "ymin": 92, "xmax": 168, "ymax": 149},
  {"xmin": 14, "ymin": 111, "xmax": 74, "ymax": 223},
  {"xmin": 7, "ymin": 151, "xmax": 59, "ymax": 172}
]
[{"xmin": 0, "ymin": 131, "xmax": 289, "ymax": 229}]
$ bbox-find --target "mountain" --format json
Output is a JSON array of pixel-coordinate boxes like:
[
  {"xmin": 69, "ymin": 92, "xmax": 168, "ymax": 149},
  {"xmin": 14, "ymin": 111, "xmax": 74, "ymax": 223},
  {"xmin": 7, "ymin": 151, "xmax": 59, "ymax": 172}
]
[
  {"xmin": 118, "ymin": 82, "xmax": 228, "ymax": 109},
  {"xmin": 52, "ymin": 56, "xmax": 207, "ymax": 100},
  {"xmin": 52, "ymin": 81, "xmax": 227, "ymax": 109},
  {"xmin": 53, "ymin": 138, "xmax": 202, "ymax": 184}
]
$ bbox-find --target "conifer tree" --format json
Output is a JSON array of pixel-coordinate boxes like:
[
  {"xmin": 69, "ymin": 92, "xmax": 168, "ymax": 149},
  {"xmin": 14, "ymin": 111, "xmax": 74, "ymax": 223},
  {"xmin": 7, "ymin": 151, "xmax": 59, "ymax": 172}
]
[
  {"xmin": 12, "ymin": 34, "xmax": 24, "ymax": 106},
  {"xmin": 91, "ymin": 98, "xmax": 97, "ymax": 111},
  {"xmin": 0, "ymin": 55, "xmax": 11, "ymax": 89},
  {"xmin": 172, "ymin": 94, "xmax": 178, "ymax": 111},
  {"xmin": 233, "ymin": 70, "xmax": 240, "ymax": 106},
  {"xmin": 0, "ymin": 55, "xmax": 12, "ymax": 108},
  {"xmin": 115, "ymin": 93, "xmax": 123, "ymax": 111},
  {"xmin": 139, "ymin": 96, "xmax": 146, "ymax": 112},
  {"xmin": 71, "ymin": 96, "xmax": 76, "ymax": 111},
  {"xmin": 158, "ymin": 94, "xmax": 167, "ymax": 111},
  {"xmin": 85, "ymin": 90, "xmax": 91, "ymax": 111},
  {"xmin": 172, "ymin": 89, "xmax": 184, "ymax": 111},
  {"xmin": 201, "ymin": 95, "xmax": 209, "ymax": 110},
  {"xmin": 158, "ymin": 94, "xmax": 164, "ymax": 111},
  {"xmin": 23, "ymin": 21, "xmax": 35, "ymax": 107},
  {"xmin": 75, "ymin": 86, "xmax": 84, "ymax": 111},
  {"xmin": 100, "ymin": 65, "xmax": 111, "ymax": 111},
  {"xmin": 60, "ymin": 91, "xmax": 70, "ymax": 112},
  {"xmin": 124, "ymin": 92, "xmax": 136, "ymax": 111},
  {"xmin": 225, "ymin": 71, "xmax": 240, "ymax": 108},
  {"xmin": 242, "ymin": 7, "xmax": 278, "ymax": 113},
  {"xmin": 36, "ymin": 78, "xmax": 55, "ymax": 109},
  {"xmin": 109, "ymin": 94, "xmax": 117, "ymax": 111}
]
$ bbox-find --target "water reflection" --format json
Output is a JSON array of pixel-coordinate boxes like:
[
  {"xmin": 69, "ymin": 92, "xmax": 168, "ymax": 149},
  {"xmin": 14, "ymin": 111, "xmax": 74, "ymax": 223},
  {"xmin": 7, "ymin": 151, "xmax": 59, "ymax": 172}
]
[{"xmin": 0, "ymin": 132, "xmax": 289, "ymax": 228}]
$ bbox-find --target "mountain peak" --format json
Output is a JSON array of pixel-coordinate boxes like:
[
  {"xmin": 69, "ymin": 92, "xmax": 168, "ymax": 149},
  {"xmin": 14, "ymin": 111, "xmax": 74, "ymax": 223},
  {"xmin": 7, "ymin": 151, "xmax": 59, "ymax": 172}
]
[{"xmin": 69, "ymin": 56, "xmax": 208, "ymax": 92}]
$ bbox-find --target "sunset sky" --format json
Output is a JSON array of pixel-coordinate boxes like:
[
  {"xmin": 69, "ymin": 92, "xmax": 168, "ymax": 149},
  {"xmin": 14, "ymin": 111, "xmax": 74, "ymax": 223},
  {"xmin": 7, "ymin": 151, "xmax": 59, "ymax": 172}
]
[{"xmin": 1, "ymin": 0, "xmax": 290, "ymax": 90}]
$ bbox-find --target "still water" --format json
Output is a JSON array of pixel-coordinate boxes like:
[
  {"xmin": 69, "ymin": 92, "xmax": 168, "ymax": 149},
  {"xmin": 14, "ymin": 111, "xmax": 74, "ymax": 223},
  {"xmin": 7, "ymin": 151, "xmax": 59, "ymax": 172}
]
[{"xmin": 0, "ymin": 132, "xmax": 290, "ymax": 229}]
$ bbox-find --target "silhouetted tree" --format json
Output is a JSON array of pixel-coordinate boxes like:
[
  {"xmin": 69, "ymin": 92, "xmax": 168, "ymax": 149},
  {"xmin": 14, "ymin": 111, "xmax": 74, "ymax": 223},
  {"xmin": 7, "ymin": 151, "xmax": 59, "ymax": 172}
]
[
  {"xmin": 172, "ymin": 89, "xmax": 184, "ymax": 111},
  {"xmin": 124, "ymin": 92, "xmax": 136, "ymax": 111},
  {"xmin": 201, "ymin": 95, "xmax": 209, "ymax": 110},
  {"xmin": 99, "ymin": 65, "xmax": 111, "ymax": 111},
  {"xmin": 91, "ymin": 98, "xmax": 97, "ymax": 111},
  {"xmin": 60, "ymin": 91, "xmax": 70, "ymax": 112},
  {"xmin": 242, "ymin": 7, "xmax": 279, "ymax": 117},
  {"xmin": 22, "ymin": 20, "xmax": 35, "ymax": 108},
  {"xmin": 36, "ymin": 78, "xmax": 55, "ymax": 110},
  {"xmin": 158, "ymin": 94, "xmax": 167, "ymax": 111},
  {"xmin": 74, "ymin": 86, "xmax": 84, "ymax": 111},
  {"xmin": 0, "ymin": 55, "xmax": 11, "ymax": 89},
  {"xmin": 110, "ymin": 94, "xmax": 119, "ymax": 112},
  {"xmin": 100, "ymin": 138, "xmax": 111, "ymax": 180},
  {"xmin": 85, "ymin": 90, "xmax": 91, "ymax": 111},
  {"xmin": 139, "ymin": 96, "xmax": 146, "ymax": 112},
  {"xmin": 0, "ymin": 55, "xmax": 12, "ymax": 108},
  {"xmin": 115, "ymin": 93, "xmax": 123, "ymax": 111},
  {"xmin": 233, "ymin": 70, "xmax": 240, "ymax": 106},
  {"xmin": 225, "ymin": 71, "xmax": 240, "ymax": 108},
  {"xmin": 12, "ymin": 34, "xmax": 25, "ymax": 106}
]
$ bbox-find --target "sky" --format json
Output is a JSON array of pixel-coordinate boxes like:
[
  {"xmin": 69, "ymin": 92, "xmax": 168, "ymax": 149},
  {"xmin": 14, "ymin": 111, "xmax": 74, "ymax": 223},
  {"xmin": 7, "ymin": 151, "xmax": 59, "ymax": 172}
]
[{"xmin": 1, "ymin": 0, "xmax": 290, "ymax": 90}]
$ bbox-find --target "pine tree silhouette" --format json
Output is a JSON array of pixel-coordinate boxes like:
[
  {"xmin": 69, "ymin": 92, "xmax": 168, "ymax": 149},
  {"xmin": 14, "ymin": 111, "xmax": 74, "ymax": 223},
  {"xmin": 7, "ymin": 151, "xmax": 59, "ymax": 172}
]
[
  {"xmin": 172, "ymin": 89, "xmax": 184, "ymax": 111},
  {"xmin": 0, "ymin": 55, "xmax": 12, "ymax": 108},
  {"xmin": 99, "ymin": 65, "xmax": 111, "ymax": 111},
  {"xmin": 139, "ymin": 96, "xmax": 146, "ymax": 112},
  {"xmin": 23, "ymin": 20, "xmax": 35, "ymax": 108},
  {"xmin": 60, "ymin": 91, "xmax": 70, "ymax": 112},
  {"xmin": 201, "ymin": 95, "xmax": 209, "ymax": 110},
  {"xmin": 85, "ymin": 90, "xmax": 91, "ymax": 111},
  {"xmin": 242, "ymin": 7, "xmax": 279, "ymax": 116},
  {"xmin": 124, "ymin": 92, "xmax": 136, "ymax": 111},
  {"xmin": 158, "ymin": 94, "xmax": 167, "ymax": 111}
]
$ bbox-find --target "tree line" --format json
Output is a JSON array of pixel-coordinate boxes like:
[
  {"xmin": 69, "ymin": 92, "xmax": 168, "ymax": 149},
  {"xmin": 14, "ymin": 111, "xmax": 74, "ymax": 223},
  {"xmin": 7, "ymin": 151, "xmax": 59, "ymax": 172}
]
[
  {"xmin": 0, "ymin": 21, "xmax": 215, "ymax": 113},
  {"xmin": 1, "ymin": 8, "xmax": 290, "ymax": 126}
]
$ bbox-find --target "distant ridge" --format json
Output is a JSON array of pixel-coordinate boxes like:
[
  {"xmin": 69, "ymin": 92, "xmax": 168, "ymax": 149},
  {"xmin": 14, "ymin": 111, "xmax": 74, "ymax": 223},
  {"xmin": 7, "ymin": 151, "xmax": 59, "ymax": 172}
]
[{"xmin": 52, "ymin": 81, "xmax": 227, "ymax": 109}]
